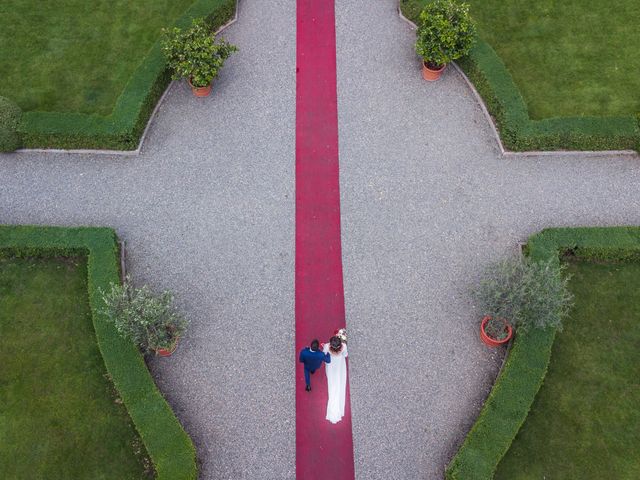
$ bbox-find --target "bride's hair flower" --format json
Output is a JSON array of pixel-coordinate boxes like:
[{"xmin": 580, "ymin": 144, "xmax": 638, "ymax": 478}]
[{"xmin": 335, "ymin": 328, "xmax": 347, "ymax": 344}]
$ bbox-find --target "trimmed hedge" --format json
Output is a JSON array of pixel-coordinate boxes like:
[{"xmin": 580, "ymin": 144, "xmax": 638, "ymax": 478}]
[
  {"xmin": 0, "ymin": 226, "xmax": 197, "ymax": 480},
  {"xmin": 14, "ymin": 0, "xmax": 236, "ymax": 151},
  {"xmin": 457, "ymin": 41, "xmax": 640, "ymax": 152},
  {"xmin": 0, "ymin": 96, "xmax": 22, "ymax": 152},
  {"xmin": 445, "ymin": 226, "xmax": 640, "ymax": 479},
  {"xmin": 400, "ymin": 1, "xmax": 640, "ymax": 153}
]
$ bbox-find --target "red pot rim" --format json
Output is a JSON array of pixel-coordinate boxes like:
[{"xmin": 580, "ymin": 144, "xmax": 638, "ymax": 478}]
[
  {"xmin": 422, "ymin": 61, "xmax": 446, "ymax": 72},
  {"xmin": 155, "ymin": 337, "xmax": 179, "ymax": 355},
  {"xmin": 188, "ymin": 77, "xmax": 211, "ymax": 89},
  {"xmin": 480, "ymin": 316, "xmax": 512, "ymax": 346}
]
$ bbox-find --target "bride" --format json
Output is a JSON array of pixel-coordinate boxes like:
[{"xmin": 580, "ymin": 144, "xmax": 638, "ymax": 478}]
[{"xmin": 323, "ymin": 335, "xmax": 348, "ymax": 424}]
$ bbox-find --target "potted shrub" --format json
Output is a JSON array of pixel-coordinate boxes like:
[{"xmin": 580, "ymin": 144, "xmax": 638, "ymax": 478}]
[
  {"xmin": 480, "ymin": 315, "xmax": 513, "ymax": 347},
  {"xmin": 162, "ymin": 18, "xmax": 237, "ymax": 97},
  {"xmin": 473, "ymin": 257, "xmax": 574, "ymax": 347},
  {"xmin": 414, "ymin": 0, "xmax": 476, "ymax": 81},
  {"xmin": 101, "ymin": 277, "xmax": 189, "ymax": 356}
]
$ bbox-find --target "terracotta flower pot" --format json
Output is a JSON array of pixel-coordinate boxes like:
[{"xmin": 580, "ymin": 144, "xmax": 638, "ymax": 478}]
[
  {"xmin": 188, "ymin": 78, "xmax": 212, "ymax": 97},
  {"xmin": 422, "ymin": 61, "xmax": 446, "ymax": 81},
  {"xmin": 480, "ymin": 316, "xmax": 513, "ymax": 347},
  {"xmin": 156, "ymin": 338, "xmax": 179, "ymax": 357}
]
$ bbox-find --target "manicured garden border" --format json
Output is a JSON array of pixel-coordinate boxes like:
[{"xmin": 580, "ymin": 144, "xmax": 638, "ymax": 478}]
[
  {"xmin": 0, "ymin": 225, "xmax": 197, "ymax": 480},
  {"xmin": 445, "ymin": 226, "xmax": 640, "ymax": 480},
  {"xmin": 399, "ymin": 1, "xmax": 640, "ymax": 153},
  {"xmin": 15, "ymin": 0, "xmax": 236, "ymax": 151}
]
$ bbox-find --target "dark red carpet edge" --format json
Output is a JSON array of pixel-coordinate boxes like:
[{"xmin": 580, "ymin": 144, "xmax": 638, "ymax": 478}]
[{"xmin": 295, "ymin": 1, "xmax": 355, "ymax": 479}]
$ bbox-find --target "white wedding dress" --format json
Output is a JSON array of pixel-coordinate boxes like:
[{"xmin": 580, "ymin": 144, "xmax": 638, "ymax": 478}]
[{"xmin": 323, "ymin": 343, "xmax": 348, "ymax": 424}]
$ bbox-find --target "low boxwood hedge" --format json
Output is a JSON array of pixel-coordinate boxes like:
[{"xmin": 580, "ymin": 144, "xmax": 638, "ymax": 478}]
[
  {"xmin": 457, "ymin": 41, "xmax": 640, "ymax": 152},
  {"xmin": 0, "ymin": 225, "xmax": 197, "ymax": 480},
  {"xmin": 400, "ymin": 1, "xmax": 640, "ymax": 153},
  {"xmin": 0, "ymin": 96, "xmax": 22, "ymax": 152},
  {"xmin": 11, "ymin": 0, "xmax": 236, "ymax": 151},
  {"xmin": 445, "ymin": 226, "xmax": 640, "ymax": 479}
]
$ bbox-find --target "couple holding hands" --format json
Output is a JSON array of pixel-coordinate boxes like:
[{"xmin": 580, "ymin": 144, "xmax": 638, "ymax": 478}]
[{"xmin": 299, "ymin": 329, "xmax": 348, "ymax": 424}]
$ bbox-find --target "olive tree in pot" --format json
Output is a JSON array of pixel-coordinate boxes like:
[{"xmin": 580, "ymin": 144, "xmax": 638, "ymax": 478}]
[
  {"xmin": 162, "ymin": 18, "xmax": 237, "ymax": 97},
  {"xmin": 101, "ymin": 277, "xmax": 189, "ymax": 356},
  {"xmin": 473, "ymin": 257, "xmax": 574, "ymax": 348},
  {"xmin": 414, "ymin": 0, "xmax": 475, "ymax": 81}
]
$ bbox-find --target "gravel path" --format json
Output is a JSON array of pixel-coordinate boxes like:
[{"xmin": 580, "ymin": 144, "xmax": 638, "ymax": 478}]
[
  {"xmin": 2, "ymin": 1, "xmax": 296, "ymax": 478},
  {"xmin": 1, "ymin": 1, "xmax": 640, "ymax": 479}
]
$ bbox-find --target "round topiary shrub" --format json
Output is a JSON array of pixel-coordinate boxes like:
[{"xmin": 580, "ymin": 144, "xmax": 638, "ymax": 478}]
[
  {"xmin": 0, "ymin": 96, "xmax": 22, "ymax": 152},
  {"xmin": 415, "ymin": 0, "xmax": 476, "ymax": 69}
]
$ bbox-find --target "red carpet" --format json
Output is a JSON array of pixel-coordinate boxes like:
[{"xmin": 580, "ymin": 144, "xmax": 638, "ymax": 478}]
[{"xmin": 295, "ymin": 0, "xmax": 355, "ymax": 479}]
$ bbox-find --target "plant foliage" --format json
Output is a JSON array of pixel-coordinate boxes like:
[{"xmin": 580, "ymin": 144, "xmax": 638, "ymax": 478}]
[
  {"xmin": 162, "ymin": 18, "xmax": 237, "ymax": 87},
  {"xmin": 415, "ymin": 0, "xmax": 475, "ymax": 68},
  {"xmin": 474, "ymin": 257, "xmax": 574, "ymax": 332},
  {"xmin": 101, "ymin": 277, "xmax": 189, "ymax": 353}
]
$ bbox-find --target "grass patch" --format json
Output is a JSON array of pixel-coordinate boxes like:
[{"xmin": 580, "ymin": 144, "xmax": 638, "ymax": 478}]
[
  {"xmin": 8, "ymin": 0, "xmax": 236, "ymax": 151},
  {"xmin": 0, "ymin": 0, "xmax": 192, "ymax": 115},
  {"xmin": 0, "ymin": 256, "xmax": 153, "ymax": 479},
  {"xmin": 466, "ymin": 0, "xmax": 640, "ymax": 119},
  {"xmin": 494, "ymin": 260, "xmax": 640, "ymax": 479},
  {"xmin": 445, "ymin": 227, "xmax": 640, "ymax": 479},
  {"xmin": 0, "ymin": 226, "xmax": 197, "ymax": 479},
  {"xmin": 401, "ymin": 0, "xmax": 640, "ymax": 119}
]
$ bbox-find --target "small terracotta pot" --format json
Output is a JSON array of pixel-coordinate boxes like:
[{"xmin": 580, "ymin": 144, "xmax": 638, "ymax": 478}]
[
  {"xmin": 480, "ymin": 316, "xmax": 513, "ymax": 347},
  {"xmin": 156, "ymin": 339, "xmax": 179, "ymax": 357},
  {"xmin": 422, "ymin": 62, "xmax": 446, "ymax": 81},
  {"xmin": 188, "ymin": 78, "xmax": 212, "ymax": 97}
]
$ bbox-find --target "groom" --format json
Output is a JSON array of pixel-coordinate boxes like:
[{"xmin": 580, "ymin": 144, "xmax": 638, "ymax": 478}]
[{"xmin": 299, "ymin": 339, "xmax": 331, "ymax": 392}]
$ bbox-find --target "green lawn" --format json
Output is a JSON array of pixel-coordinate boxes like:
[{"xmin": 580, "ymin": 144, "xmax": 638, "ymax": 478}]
[
  {"xmin": 494, "ymin": 260, "xmax": 640, "ymax": 479},
  {"xmin": 401, "ymin": 0, "xmax": 640, "ymax": 119},
  {"xmin": 0, "ymin": 257, "xmax": 153, "ymax": 479},
  {"xmin": 0, "ymin": 0, "xmax": 192, "ymax": 115}
]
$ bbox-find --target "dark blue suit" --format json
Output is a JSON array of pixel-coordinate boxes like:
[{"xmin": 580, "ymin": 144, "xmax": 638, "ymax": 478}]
[{"xmin": 299, "ymin": 347, "xmax": 331, "ymax": 388}]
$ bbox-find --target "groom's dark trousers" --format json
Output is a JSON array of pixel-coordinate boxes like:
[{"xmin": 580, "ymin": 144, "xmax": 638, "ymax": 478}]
[{"xmin": 299, "ymin": 347, "xmax": 331, "ymax": 388}]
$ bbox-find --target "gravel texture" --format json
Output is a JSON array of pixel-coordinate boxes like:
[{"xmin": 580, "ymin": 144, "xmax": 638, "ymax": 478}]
[
  {"xmin": 336, "ymin": 1, "xmax": 640, "ymax": 479},
  {"xmin": 1, "ymin": 1, "xmax": 640, "ymax": 479},
  {"xmin": 1, "ymin": 1, "xmax": 296, "ymax": 478}
]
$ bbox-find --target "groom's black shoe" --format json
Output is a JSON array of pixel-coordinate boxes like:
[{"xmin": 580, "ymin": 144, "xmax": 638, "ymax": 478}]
[{"xmin": 305, "ymin": 385, "xmax": 311, "ymax": 392}]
